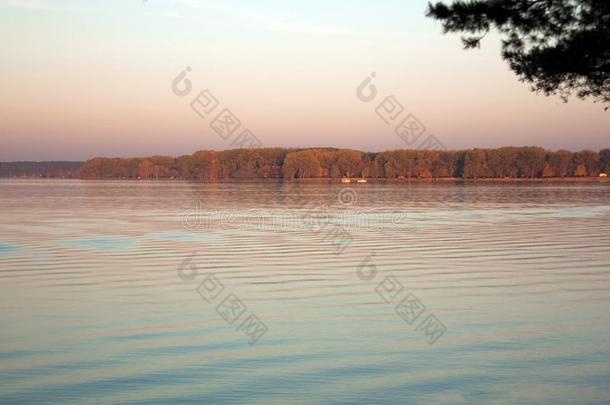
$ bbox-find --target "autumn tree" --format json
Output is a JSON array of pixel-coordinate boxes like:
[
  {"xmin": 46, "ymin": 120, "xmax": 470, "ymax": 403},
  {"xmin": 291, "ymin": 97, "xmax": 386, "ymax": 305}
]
[
  {"xmin": 310, "ymin": 149, "xmax": 339, "ymax": 177},
  {"xmin": 516, "ymin": 146, "xmax": 546, "ymax": 178},
  {"xmin": 251, "ymin": 148, "xmax": 285, "ymax": 179},
  {"xmin": 137, "ymin": 160, "xmax": 154, "ymax": 180},
  {"xmin": 282, "ymin": 150, "xmax": 323, "ymax": 179},
  {"xmin": 547, "ymin": 150, "xmax": 573, "ymax": 177},
  {"xmin": 486, "ymin": 147, "xmax": 518, "ymax": 178},
  {"xmin": 359, "ymin": 153, "xmax": 374, "ymax": 178},
  {"xmin": 542, "ymin": 164, "xmax": 555, "ymax": 177},
  {"xmin": 574, "ymin": 164, "xmax": 587, "ymax": 176},
  {"xmin": 573, "ymin": 150, "xmax": 599, "ymax": 176},
  {"xmin": 336, "ymin": 149, "xmax": 364, "ymax": 178},
  {"xmin": 432, "ymin": 151, "xmax": 459, "ymax": 177},
  {"xmin": 395, "ymin": 150, "xmax": 419, "ymax": 180},
  {"xmin": 71, "ymin": 146, "xmax": 608, "ymax": 180},
  {"xmin": 177, "ymin": 155, "xmax": 195, "ymax": 179},
  {"xmin": 192, "ymin": 151, "xmax": 220, "ymax": 180},
  {"xmin": 414, "ymin": 150, "xmax": 439, "ymax": 178},
  {"xmin": 462, "ymin": 149, "xmax": 489, "ymax": 179}
]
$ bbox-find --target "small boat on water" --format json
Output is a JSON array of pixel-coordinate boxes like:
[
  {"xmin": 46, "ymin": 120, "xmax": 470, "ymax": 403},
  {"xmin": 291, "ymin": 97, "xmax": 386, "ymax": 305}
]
[
  {"xmin": 357, "ymin": 178, "xmax": 367, "ymax": 183},
  {"xmin": 341, "ymin": 177, "xmax": 351, "ymax": 184}
]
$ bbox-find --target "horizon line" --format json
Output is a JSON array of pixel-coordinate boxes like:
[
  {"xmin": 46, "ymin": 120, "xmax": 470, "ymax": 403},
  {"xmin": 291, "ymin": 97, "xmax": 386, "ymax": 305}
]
[{"xmin": 2, "ymin": 145, "xmax": 610, "ymax": 163}]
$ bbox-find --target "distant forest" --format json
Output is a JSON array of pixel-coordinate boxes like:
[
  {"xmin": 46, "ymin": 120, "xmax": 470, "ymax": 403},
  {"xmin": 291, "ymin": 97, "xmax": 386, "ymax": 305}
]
[
  {"xmin": 70, "ymin": 147, "xmax": 610, "ymax": 180},
  {"xmin": 0, "ymin": 161, "xmax": 82, "ymax": 178}
]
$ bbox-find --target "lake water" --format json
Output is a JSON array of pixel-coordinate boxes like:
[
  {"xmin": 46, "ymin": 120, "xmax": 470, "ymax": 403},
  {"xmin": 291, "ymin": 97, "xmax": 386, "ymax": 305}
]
[{"xmin": 1, "ymin": 180, "xmax": 609, "ymax": 404}]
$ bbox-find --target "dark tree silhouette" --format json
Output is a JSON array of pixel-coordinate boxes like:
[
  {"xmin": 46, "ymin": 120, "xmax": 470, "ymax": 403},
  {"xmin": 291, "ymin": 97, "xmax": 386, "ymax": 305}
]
[{"xmin": 427, "ymin": 0, "xmax": 610, "ymax": 108}]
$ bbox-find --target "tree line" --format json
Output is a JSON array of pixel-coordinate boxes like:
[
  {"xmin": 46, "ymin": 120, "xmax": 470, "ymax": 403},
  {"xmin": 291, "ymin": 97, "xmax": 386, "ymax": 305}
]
[
  {"xmin": 0, "ymin": 162, "xmax": 82, "ymax": 178},
  {"xmin": 74, "ymin": 147, "xmax": 610, "ymax": 180}
]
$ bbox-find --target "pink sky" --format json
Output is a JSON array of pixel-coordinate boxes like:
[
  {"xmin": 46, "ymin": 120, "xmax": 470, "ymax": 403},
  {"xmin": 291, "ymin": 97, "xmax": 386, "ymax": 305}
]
[{"xmin": 0, "ymin": 0, "xmax": 608, "ymax": 160}]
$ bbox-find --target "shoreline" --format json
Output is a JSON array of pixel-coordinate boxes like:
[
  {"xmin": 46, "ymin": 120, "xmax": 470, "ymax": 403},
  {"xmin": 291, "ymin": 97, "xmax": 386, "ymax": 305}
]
[{"xmin": 2, "ymin": 177, "xmax": 609, "ymax": 183}]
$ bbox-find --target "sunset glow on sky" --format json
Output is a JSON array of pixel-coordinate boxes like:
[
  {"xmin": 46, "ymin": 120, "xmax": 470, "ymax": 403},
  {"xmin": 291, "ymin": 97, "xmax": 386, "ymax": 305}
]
[{"xmin": 1, "ymin": 0, "xmax": 608, "ymax": 160}]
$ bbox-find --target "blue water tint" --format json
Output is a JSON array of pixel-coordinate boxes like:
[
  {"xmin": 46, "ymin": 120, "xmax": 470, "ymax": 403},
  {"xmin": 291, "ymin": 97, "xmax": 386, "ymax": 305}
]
[
  {"xmin": 62, "ymin": 236, "xmax": 137, "ymax": 251},
  {"xmin": 2, "ymin": 182, "xmax": 610, "ymax": 404},
  {"xmin": 0, "ymin": 242, "xmax": 21, "ymax": 255},
  {"xmin": 0, "ymin": 349, "xmax": 47, "ymax": 361},
  {"xmin": 552, "ymin": 206, "xmax": 610, "ymax": 218}
]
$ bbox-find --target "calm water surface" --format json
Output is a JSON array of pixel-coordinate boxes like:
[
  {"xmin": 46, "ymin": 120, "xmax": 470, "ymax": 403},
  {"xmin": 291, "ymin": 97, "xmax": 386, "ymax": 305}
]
[{"xmin": 1, "ymin": 180, "xmax": 610, "ymax": 404}]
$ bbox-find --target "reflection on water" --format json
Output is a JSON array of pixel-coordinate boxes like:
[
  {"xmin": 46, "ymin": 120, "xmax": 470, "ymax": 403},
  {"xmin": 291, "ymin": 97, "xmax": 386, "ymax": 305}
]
[{"xmin": 1, "ymin": 180, "xmax": 610, "ymax": 403}]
